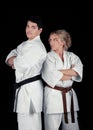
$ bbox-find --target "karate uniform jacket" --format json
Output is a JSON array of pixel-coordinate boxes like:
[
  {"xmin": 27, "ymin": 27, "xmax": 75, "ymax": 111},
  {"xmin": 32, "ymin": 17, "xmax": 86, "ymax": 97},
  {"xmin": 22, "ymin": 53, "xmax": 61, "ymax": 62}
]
[
  {"xmin": 6, "ymin": 36, "xmax": 47, "ymax": 113},
  {"xmin": 42, "ymin": 50, "xmax": 83, "ymax": 114}
]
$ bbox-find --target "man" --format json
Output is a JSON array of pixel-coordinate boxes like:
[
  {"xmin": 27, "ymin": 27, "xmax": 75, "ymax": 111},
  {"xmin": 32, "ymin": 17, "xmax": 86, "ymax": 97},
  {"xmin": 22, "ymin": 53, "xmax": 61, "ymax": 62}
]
[{"xmin": 6, "ymin": 16, "xmax": 47, "ymax": 130}]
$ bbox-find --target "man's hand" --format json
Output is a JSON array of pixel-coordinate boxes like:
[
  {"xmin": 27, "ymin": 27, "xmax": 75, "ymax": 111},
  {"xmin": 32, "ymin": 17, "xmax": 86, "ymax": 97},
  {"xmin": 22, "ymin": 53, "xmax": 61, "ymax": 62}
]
[{"xmin": 7, "ymin": 56, "xmax": 16, "ymax": 69}]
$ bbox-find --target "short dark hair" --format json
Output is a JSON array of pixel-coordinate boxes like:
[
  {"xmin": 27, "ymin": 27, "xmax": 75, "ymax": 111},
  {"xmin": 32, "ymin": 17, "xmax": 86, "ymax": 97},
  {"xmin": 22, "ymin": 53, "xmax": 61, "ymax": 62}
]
[{"xmin": 27, "ymin": 16, "xmax": 43, "ymax": 29}]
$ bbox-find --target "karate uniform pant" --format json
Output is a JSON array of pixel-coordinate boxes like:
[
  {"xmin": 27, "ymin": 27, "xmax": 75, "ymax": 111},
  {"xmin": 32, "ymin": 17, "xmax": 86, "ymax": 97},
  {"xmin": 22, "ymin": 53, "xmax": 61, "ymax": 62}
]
[
  {"xmin": 17, "ymin": 113, "xmax": 42, "ymax": 130},
  {"xmin": 44, "ymin": 112, "xmax": 79, "ymax": 130}
]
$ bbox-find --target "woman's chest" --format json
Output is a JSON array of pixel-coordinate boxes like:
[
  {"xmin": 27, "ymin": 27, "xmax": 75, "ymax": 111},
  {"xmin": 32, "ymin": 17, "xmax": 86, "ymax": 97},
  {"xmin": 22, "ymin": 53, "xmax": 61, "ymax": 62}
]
[{"xmin": 55, "ymin": 57, "xmax": 71, "ymax": 69}]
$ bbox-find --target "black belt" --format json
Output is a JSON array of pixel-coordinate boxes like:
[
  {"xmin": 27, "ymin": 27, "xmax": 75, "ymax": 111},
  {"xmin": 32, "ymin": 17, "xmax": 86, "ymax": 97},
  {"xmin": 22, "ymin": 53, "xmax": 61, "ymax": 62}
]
[
  {"xmin": 14, "ymin": 74, "xmax": 41, "ymax": 89},
  {"xmin": 13, "ymin": 74, "xmax": 41, "ymax": 106}
]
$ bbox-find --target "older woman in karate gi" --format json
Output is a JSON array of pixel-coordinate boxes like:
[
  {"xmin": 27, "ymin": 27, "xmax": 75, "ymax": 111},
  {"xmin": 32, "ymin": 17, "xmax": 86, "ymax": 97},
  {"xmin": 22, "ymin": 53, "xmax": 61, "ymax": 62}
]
[
  {"xmin": 42, "ymin": 29, "xmax": 83, "ymax": 130},
  {"xmin": 5, "ymin": 16, "xmax": 47, "ymax": 130}
]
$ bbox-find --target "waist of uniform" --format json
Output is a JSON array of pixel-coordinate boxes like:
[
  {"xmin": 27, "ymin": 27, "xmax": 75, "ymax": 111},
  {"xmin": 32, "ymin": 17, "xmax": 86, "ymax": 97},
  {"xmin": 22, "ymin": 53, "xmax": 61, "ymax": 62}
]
[
  {"xmin": 15, "ymin": 74, "xmax": 41, "ymax": 89},
  {"xmin": 47, "ymin": 85, "xmax": 72, "ymax": 92},
  {"xmin": 47, "ymin": 85, "xmax": 75, "ymax": 123},
  {"xmin": 13, "ymin": 75, "xmax": 41, "ymax": 105}
]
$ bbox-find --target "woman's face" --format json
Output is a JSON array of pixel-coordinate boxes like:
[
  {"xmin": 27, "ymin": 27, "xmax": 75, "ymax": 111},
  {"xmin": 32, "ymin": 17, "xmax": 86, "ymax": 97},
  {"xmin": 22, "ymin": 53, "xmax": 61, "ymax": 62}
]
[{"xmin": 49, "ymin": 33, "xmax": 63, "ymax": 51}]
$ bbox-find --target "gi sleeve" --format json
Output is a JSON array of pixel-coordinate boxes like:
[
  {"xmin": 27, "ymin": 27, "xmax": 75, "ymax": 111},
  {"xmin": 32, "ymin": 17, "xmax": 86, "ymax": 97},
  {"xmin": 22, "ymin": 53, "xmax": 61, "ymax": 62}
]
[
  {"xmin": 71, "ymin": 53, "xmax": 83, "ymax": 82},
  {"xmin": 13, "ymin": 45, "xmax": 46, "ymax": 73},
  {"xmin": 5, "ymin": 49, "xmax": 17, "ymax": 66},
  {"xmin": 5, "ymin": 43, "xmax": 23, "ymax": 65}
]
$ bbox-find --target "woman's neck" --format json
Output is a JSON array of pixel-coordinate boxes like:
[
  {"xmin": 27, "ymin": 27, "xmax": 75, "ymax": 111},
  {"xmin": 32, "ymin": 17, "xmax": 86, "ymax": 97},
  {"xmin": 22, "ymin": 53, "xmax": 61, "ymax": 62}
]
[{"xmin": 56, "ymin": 49, "xmax": 64, "ymax": 61}]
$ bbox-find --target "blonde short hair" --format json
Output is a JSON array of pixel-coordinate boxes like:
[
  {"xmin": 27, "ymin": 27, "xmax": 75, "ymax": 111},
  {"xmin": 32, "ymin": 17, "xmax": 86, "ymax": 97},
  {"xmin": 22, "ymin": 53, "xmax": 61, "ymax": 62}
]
[{"xmin": 50, "ymin": 29, "xmax": 72, "ymax": 50}]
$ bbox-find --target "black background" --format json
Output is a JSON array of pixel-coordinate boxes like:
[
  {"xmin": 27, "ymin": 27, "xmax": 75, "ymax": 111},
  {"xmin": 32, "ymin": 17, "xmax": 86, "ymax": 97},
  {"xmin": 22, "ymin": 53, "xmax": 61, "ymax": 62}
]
[{"xmin": 1, "ymin": 8, "xmax": 91, "ymax": 130}]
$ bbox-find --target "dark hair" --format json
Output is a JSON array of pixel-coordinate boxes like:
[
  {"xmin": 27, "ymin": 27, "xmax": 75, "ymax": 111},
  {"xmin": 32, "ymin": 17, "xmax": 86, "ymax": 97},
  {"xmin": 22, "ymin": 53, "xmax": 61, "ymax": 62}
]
[{"xmin": 27, "ymin": 16, "xmax": 43, "ymax": 29}]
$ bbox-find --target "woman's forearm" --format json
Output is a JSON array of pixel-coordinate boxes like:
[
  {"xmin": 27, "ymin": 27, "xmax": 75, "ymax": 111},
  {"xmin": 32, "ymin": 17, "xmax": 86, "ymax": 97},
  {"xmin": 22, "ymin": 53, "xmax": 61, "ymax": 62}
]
[{"xmin": 61, "ymin": 69, "xmax": 78, "ymax": 76}]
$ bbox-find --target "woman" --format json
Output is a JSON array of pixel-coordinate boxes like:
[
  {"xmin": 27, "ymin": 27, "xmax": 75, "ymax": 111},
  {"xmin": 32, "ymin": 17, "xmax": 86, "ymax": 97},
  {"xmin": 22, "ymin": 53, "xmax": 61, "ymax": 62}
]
[{"xmin": 42, "ymin": 29, "xmax": 83, "ymax": 130}]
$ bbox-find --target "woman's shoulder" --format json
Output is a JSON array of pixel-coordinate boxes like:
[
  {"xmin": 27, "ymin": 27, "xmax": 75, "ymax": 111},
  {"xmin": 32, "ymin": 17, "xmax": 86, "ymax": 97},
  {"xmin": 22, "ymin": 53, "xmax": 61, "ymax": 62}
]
[
  {"xmin": 46, "ymin": 51, "xmax": 56, "ymax": 63},
  {"xmin": 66, "ymin": 50, "xmax": 78, "ymax": 57},
  {"xmin": 47, "ymin": 50, "xmax": 55, "ymax": 57}
]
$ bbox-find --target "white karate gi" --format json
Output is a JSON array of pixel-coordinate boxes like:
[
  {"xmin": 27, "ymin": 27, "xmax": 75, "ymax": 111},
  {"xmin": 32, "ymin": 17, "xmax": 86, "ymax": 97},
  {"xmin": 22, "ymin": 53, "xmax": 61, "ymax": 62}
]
[
  {"xmin": 42, "ymin": 50, "xmax": 83, "ymax": 130},
  {"xmin": 6, "ymin": 36, "xmax": 47, "ymax": 130}
]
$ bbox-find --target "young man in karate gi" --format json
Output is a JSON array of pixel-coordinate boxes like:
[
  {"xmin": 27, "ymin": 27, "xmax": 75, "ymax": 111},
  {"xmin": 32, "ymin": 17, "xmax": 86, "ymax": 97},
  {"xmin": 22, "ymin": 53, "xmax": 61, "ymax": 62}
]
[
  {"xmin": 5, "ymin": 16, "xmax": 47, "ymax": 130},
  {"xmin": 42, "ymin": 29, "xmax": 83, "ymax": 130}
]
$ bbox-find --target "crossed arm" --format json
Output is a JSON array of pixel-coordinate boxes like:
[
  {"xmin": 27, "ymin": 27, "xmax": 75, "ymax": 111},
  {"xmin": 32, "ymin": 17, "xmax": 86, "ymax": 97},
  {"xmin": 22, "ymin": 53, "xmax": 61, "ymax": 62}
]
[
  {"xmin": 7, "ymin": 56, "xmax": 16, "ymax": 69},
  {"xmin": 59, "ymin": 65, "xmax": 78, "ymax": 80}
]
